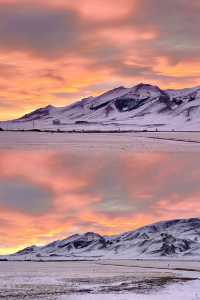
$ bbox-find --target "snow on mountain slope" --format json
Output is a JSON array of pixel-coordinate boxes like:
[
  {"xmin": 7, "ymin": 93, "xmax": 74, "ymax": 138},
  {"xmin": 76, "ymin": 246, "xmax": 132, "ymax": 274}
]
[
  {"xmin": 1, "ymin": 84, "xmax": 200, "ymax": 131},
  {"xmin": 6, "ymin": 218, "xmax": 200, "ymax": 260}
]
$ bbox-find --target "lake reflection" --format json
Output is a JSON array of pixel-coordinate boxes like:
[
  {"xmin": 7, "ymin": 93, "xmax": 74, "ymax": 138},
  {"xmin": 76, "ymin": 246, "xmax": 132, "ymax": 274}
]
[{"xmin": 0, "ymin": 149, "xmax": 199, "ymax": 254}]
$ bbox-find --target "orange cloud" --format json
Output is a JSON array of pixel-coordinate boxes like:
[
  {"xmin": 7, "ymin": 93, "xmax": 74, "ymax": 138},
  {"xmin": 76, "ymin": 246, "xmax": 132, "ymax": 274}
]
[
  {"xmin": 98, "ymin": 27, "xmax": 157, "ymax": 46},
  {"xmin": 62, "ymin": 0, "xmax": 135, "ymax": 22},
  {"xmin": 154, "ymin": 56, "xmax": 200, "ymax": 78},
  {"xmin": 0, "ymin": 0, "xmax": 199, "ymax": 119},
  {"xmin": 156, "ymin": 195, "xmax": 200, "ymax": 221}
]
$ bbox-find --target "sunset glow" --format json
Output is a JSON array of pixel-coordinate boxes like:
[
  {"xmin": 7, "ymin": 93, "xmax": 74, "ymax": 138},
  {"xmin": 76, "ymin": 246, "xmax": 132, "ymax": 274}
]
[{"xmin": 0, "ymin": 0, "xmax": 199, "ymax": 120}]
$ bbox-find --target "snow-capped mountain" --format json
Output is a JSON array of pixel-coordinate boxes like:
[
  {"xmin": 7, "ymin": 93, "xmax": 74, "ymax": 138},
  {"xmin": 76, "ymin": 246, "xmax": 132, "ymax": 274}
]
[
  {"xmin": 1, "ymin": 83, "xmax": 200, "ymax": 131},
  {"xmin": 5, "ymin": 218, "xmax": 200, "ymax": 260}
]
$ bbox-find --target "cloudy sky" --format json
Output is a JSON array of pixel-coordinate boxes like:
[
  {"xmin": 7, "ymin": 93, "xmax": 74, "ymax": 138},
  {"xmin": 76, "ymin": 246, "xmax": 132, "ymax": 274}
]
[
  {"xmin": 0, "ymin": 0, "xmax": 199, "ymax": 120},
  {"xmin": 0, "ymin": 150, "xmax": 199, "ymax": 254}
]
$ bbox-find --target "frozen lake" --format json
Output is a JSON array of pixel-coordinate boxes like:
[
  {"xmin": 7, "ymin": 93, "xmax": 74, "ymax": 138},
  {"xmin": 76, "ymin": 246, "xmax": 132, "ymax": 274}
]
[{"xmin": 0, "ymin": 260, "xmax": 200, "ymax": 299}]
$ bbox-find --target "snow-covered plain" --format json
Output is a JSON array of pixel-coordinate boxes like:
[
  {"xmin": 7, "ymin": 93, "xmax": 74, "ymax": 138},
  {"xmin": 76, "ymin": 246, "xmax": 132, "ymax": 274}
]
[
  {"xmin": 62, "ymin": 281, "xmax": 200, "ymax": 300},
  {"xmin": 1, "ymin": 131, "xmax": 200, "ymax": 152},
  {"xmin": 0, "ymin": 260, "xmax": 199, "ymax": 299}
]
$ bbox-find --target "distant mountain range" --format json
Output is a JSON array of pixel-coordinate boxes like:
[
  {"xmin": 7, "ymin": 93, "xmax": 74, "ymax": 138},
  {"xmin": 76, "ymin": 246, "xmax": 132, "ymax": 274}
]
[
  {"xmin": 3, "ymin": 218, "xmax": 200, "ymax": 260},
  {"xmin": 1, "ymin": 83, "xmax": 200, "ymax": 131}
]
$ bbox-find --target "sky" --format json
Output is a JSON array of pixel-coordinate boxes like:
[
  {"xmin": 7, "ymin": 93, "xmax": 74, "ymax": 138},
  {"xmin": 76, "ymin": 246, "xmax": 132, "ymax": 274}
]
[
  {"xmin": 0, "ymin": 150, "xmax": 200, "ymax": 254},
  {"xmin": 0, "ymin": 0, "xmax": 199, "ymax": 120}
]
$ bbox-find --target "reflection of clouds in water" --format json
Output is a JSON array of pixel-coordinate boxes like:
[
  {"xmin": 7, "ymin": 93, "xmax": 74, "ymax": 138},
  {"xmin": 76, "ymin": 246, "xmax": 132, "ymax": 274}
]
[
  {"xmin": 0, "ymin": 177, "xmax": 53, "ymax": 215},
  {"xmin": 0, "ymin": 150, "xmax": 199, "ymax": 253}
]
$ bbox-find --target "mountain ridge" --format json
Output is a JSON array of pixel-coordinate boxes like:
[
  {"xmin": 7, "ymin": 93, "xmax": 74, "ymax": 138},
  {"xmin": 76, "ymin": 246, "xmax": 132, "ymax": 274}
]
[
  {"xmin": 3, "ymin": 218, "xmax": 200, "ymax": 260},
  {"xmin": 1, "ymin": 83, "xmax": 200, "ymax": 131}
]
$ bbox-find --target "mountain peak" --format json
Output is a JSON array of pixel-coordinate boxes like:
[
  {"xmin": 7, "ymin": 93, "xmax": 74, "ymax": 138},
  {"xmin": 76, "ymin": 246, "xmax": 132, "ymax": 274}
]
[{"xmin": 131, "ymin": 83, "xmax": 164, "ymax": 94}]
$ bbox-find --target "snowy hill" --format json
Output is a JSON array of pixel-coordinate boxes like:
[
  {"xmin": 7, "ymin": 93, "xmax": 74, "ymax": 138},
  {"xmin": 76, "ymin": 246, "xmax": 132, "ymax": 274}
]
[
  {"xmin": 4, "ymin": 218, "xmax": 200, "ymax": 260},
  {"xmin": 1, "ymin": 83, "xmax": 200, "ymax": 131}
]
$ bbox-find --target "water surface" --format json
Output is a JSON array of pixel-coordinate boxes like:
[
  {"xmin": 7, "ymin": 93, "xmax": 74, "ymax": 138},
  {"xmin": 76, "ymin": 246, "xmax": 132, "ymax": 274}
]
[{"xmin": 0, "ymin": 148, "xmax": 199, "ymax": 254}]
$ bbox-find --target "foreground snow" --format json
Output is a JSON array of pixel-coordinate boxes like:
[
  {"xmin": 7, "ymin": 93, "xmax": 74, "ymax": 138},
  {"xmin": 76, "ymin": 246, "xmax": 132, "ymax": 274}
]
[
  {"xmin": 0, "ymin": 260, "xmax": 199, "ymax": 299},
  {"xmin": 62, "ymin": 280, "xmax": 200, "ymax": 300}
]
